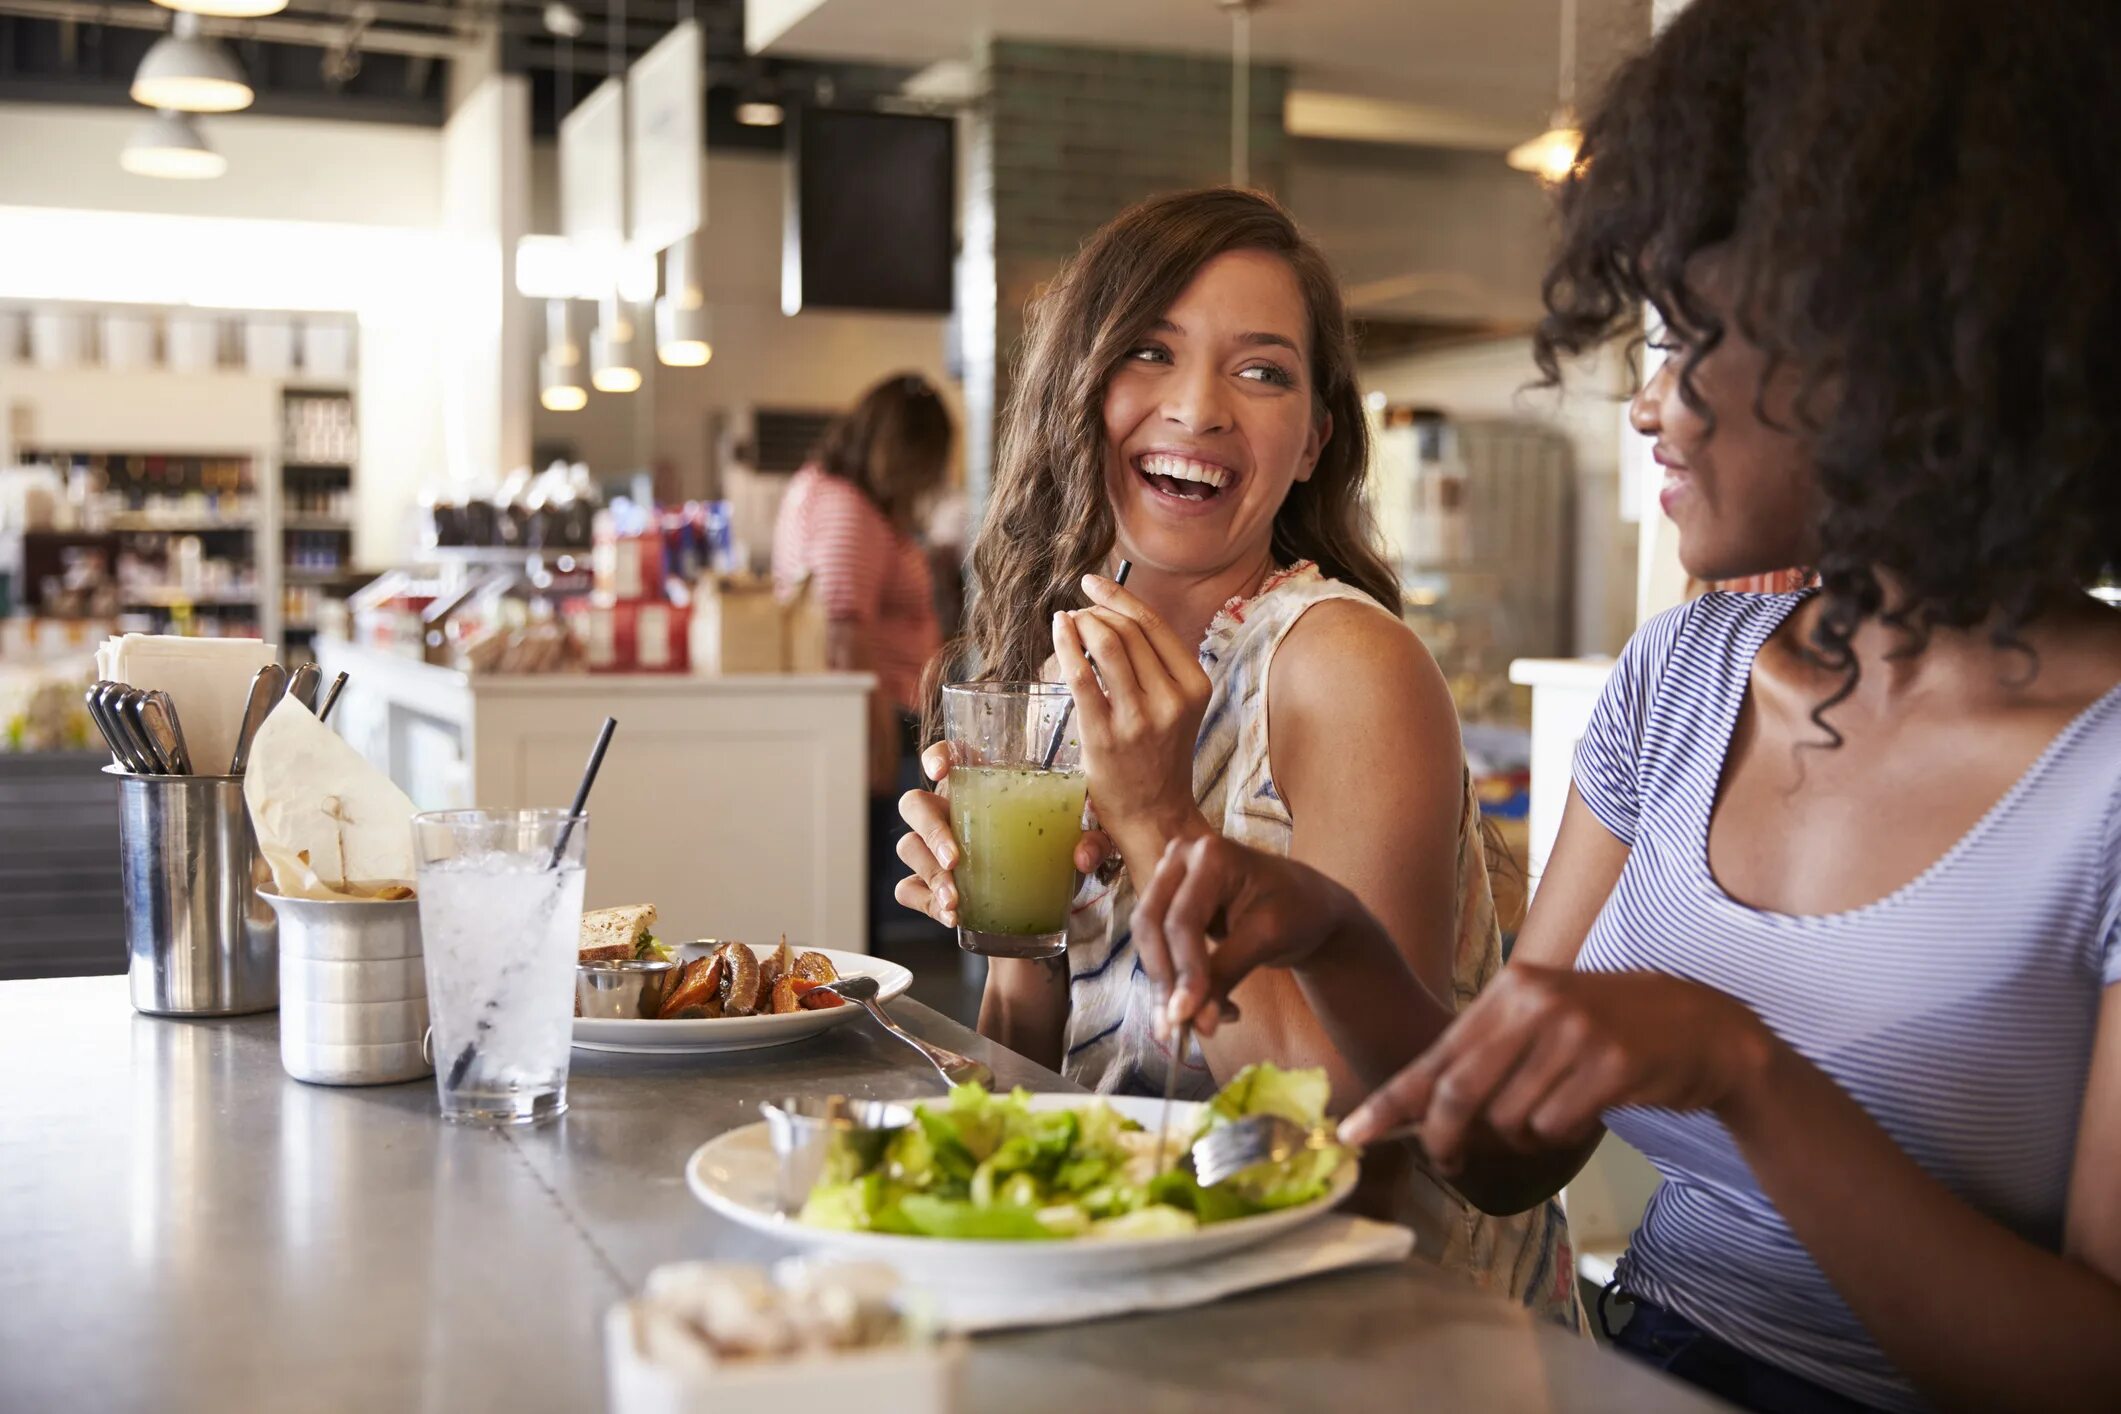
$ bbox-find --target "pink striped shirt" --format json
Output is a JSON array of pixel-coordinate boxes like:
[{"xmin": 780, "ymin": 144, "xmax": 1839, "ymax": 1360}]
[{"xmin": 771, "ymin": 465, "xmax": 940, "ymax": 711}]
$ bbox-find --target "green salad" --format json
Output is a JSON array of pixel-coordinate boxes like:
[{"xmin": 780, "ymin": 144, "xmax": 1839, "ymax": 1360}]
[{"xmin": 799, "ymin": 1063, "xmax": 1350, "ymax": 1241}]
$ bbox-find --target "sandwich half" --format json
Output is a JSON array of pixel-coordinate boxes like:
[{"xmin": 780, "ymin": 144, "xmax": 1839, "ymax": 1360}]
[{"xmin": 578, "ymin": 903, "xmax": 667, "ymax": 963}]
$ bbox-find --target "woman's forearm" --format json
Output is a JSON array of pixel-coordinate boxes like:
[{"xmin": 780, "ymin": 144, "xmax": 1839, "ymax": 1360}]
[
  {"xmin": 977, "ymin": 956, "xmax": 1070, "ymax": 1072},
  {"xmin": 1292, "ymin": 912, "xmax": 1600, "ymax": 1210},
  {"xmin": 1287, "ymin": 881, "xmax": 1454, "ymax": 1093},
  {"xmin": 1724, "ymin": 1042, "xmax": 2121, "ymax": 1410}
]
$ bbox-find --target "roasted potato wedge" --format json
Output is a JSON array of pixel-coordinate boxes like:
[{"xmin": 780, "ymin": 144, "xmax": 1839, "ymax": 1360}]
[
  {"xmin": 717, "ymin": 942, "xmax": 763, "ymax": 1016},
  {"xmin": 793, "ymin": 950, "xmax": 837, "ymax": 983},
  {"xmin": 791, "ymin": 978, "xmax": 845, "ymax": 1010},
  {"xmin": 657, "ymin": 954, "xmax": 723, "ymax": 1020},
  {"xmin": 768, "ymin": 976, "xmax": 801, "ymax": 1015},
  {"xmin": 760, "ymin": 937, "xmax": 795, "ymax": 992}
]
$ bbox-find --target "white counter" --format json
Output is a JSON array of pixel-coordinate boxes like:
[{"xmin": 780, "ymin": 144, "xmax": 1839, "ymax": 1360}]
[
  {"xmin": 314, "ymin": 638, "xmax": 875, "ymax": 952},
  {"xmin": 1508, "ymin": 656, "xmax": 1616, "ymax": 888}
]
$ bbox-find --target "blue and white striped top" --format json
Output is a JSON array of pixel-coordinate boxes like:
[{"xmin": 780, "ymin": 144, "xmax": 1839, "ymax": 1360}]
[{"xmin": 1575, "ymin": 591, "xmax": 2121, "ymax": 1413}]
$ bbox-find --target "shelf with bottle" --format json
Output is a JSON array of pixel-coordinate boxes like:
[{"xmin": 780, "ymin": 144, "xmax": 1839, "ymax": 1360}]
[
  {"xmin": 109, "ymin": 517, "xmax": 257, "ymax": 535},
  {"xmin": 284, "ymin": 530, "xmax": 350, "ymax": 580},
  {"xmin": 22, "ymin": 448, "xmax": 259, "ymax": 533},
  {"xmin": 117, "ymin": 528, "xmax": 250, "ymax": 580},
  {"xmin": 281, "ymin": 582, "xmax": 336, "ymax": 626},
  {"xmin": 125, "ymin": 610, "xmax": 263, "ymax": 639},
  {"xmin": 282, "ymin": 390, "xmax": 358, "ymax": 468},
  {"xmin": 424, "ymin": 462, "xmax": 601, "ymax": 553},
  {"xmin": 281, "ymin": 463, "xmax": 352, "ymax": 522},
  {"xmin": 121, "ymin": 591, "xmax": 261, "ymax": 609}
]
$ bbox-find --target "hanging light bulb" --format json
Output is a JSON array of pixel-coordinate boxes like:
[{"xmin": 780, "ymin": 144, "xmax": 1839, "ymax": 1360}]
[
  {"xmin": 539, "ymin": 299, "xmax": 587, "ymax": 411},
  {"xmin": 589, "ymin": 291, "xmax": 642, "ymax": 394},
  {"xmin": 1506, "ymin": 114, "xmax": 1585, "ymax": 184},
  {"xmin": 151, "ymin": 0, "xmax": 289, "ymax": 18},
  {"xmin": 540, "ymin": 365, "xmax": 588, "ymax": 412},
  {"xmin": 1508, "ymin": 0, "xmax": 1584, "ymax": 184},
  {"xmin": 131, "ymin": 13, "xmax": 254, "ymax": 114},
  {"xmin": 119, "ymin": 109, "xmax": 227, "ymax": 180},
  {"xmin": 655, "ymin": 237, "xmax": 713, "ymax": 367}
]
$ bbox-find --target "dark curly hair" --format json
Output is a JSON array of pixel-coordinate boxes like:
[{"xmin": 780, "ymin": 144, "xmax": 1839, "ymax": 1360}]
[{"xmin": 1534, "ymin": 0, "xmax": 2121, "ymax": 720}]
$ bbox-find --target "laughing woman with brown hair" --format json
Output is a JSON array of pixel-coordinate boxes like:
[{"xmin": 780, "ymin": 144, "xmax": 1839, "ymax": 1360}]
[{"xmin": 891, "ymin": 187, "xmax": 1581, "ymax": 1322}]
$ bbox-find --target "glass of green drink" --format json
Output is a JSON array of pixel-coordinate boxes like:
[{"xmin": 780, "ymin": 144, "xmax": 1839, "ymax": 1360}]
[{"xmin": 942, "ymin": 681, "xmax": 1088, "ymax": 959}]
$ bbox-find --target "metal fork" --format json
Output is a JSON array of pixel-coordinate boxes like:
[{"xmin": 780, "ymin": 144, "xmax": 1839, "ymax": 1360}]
[
  {"xmin": 1152, "ymin": 1020, "xmax": 1192, "ymax": 1172},
  {"xmin": 1190, "ymin": 1112, "xmax": 1422, "ymax": 1188},
  {"xmin": 824, "ymin": 974, "xmax": 994, "ymax": 1090}
]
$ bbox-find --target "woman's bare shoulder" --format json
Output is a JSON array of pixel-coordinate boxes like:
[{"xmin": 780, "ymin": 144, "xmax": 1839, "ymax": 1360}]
[{"xmin": 1269, "ymin": 597, "xmax": 1459, "ymax": 760}]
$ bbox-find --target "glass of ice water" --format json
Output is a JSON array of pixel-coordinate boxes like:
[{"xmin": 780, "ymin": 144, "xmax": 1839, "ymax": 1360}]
[{"xmin": 413, "ymin": 808, "xmax": 588, "ymax": 1125}]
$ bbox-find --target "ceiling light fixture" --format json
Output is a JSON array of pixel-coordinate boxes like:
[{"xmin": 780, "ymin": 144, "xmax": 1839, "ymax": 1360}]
[
  {"xmin": 540, "ymin": 298, "xmax": 587, "ymax": 411},
  {"xmin": 589, "ymin": 291, "xmax": 642, "ymax": 394},
  {"xmin": 151, "ymin": 0, "xmax": 288, "ymax": 17},
  {"xmin": 734, "ymin": 101, "xmax": 785, "ymax": 128},
  {"xmin": 1507, "ymin": 0, "xmax": 1583, "ymax": 184},
  {"xmin": 131, "ymin": 13, "xmax": 255, "ymax": 114},
  {"xmin": 119, "ymin": 109, "xmax": 227, "ymax": 180},
  {"xmin": 654, "ymin": 237, "xmax": 712, "ymax": 367},
  {"xmin": 540, "ymin": 369, "xmax": 588, "ymax": 412}
]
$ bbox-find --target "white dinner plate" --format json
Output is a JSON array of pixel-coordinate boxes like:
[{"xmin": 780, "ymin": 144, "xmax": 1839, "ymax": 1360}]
[
  {"xmin": 684, "ymin": 1094, "xmax": 1357, "ymax": 1287},
  {"xmin": 572, "ymin": 946, "xmax": 912, "ymax": 1055}
]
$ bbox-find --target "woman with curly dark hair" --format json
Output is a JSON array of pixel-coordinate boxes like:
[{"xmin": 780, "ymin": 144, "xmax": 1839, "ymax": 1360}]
[{"xmin": 1126, "ymin": 2, "xmax": 2121, "ymax": 1410}]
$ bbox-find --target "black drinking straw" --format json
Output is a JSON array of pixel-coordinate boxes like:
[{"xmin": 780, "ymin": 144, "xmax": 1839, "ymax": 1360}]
[
  {"xmin": 550, "ymin": 715, "xmax": 618, "ymax": 870},
  {"xmin": 1040, "ymin": 559, "xmax": 1131, "ymax": 769}
]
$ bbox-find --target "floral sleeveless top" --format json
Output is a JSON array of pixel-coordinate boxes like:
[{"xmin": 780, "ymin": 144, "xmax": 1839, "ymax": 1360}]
[{"xmin": 1060, "ymin": 563, "xmax": 1583, "ymax": 1328}]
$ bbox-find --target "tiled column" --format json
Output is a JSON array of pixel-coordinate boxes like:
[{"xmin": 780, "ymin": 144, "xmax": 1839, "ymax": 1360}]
[{"xmin": 960, "ymin": 40, "xmax": 1291, "ymax": 511}]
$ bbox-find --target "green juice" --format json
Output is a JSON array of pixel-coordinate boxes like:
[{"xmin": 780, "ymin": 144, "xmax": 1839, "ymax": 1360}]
[{"xmin": 949, "ymin": 765, "xmax": 1090, "ymax": 936}]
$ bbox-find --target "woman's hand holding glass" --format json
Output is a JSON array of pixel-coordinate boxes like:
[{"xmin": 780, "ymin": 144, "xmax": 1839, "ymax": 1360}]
[
  {"xmin": 894, "ymin": 741, "xmax": 1111, "ymax": 929},
  {"xmin": 1051, "ymin": 572, "xmax": 1215, "ymax": 870},
  {"xmin": 896, "ymin": 570, "xmax": 1211, "ymax": 932}
]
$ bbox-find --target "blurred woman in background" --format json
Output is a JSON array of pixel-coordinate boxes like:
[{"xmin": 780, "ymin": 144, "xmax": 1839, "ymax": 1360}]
[{"xmin": 773, "ymin": 373, "xmax": 953, "ymax": 941}]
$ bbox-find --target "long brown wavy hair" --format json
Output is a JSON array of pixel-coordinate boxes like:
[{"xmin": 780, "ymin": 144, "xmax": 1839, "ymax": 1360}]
[{"xmin": 957, "ymin": 187, "xmax": 1399, "ymax": 687}]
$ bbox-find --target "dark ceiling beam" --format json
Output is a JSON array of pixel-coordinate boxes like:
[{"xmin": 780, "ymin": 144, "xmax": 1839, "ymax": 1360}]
[{"xmin": 0, "ymin": 0, "xmax": 470, "ymax": 57}]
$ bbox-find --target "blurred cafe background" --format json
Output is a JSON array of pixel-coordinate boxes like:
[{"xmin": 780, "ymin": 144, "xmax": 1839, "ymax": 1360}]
[{"xmin": 0, "ymin": 0, "xmax": 1705, "ymax": 1013}]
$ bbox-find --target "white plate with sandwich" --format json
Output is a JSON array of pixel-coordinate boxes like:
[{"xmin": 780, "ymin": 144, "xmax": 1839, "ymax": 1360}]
[{"xmin": 573, "ymin": 905, "xmax": 914, "ymax": 1055}]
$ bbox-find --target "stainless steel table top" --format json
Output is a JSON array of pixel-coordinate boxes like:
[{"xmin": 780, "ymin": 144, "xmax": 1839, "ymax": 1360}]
[{"xmin": 0, "ymin": 975, "xmax": 1724, "ymax": 1413}]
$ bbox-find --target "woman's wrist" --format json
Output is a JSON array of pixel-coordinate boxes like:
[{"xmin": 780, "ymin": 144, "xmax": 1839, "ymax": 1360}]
[
  {"xmin": 1105, "ymin": 799, "xmax": 1214, "ymax": 877},
  {"xmin": 1287, "ymin": 874, "xmax": 1388, "ymax": 984},
  {"xmin": 1711, "ymin": 1013, "xmax": 1790, "ymax": 1138}
]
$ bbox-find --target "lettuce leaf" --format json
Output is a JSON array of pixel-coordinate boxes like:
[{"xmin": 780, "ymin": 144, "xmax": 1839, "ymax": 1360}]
[
  {"xmin": 799, "ymin": 1174, "xmax": 920, "ymax": 1234},
  {"xmin": 1201, "ymin": 1063, "xmax": 1332, "ymax": 1131},
  {"xmin": 1089, "ymin": 1206, "xmax": 1200, "ymax": 1240},
  {"xmin": 1194, "ymin": 1063, "xmax": 1349, "ymax": 1210},
  {"xmin": 897, "ymin": 1195, "xmax": 1057, "ymax": 1240}
]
